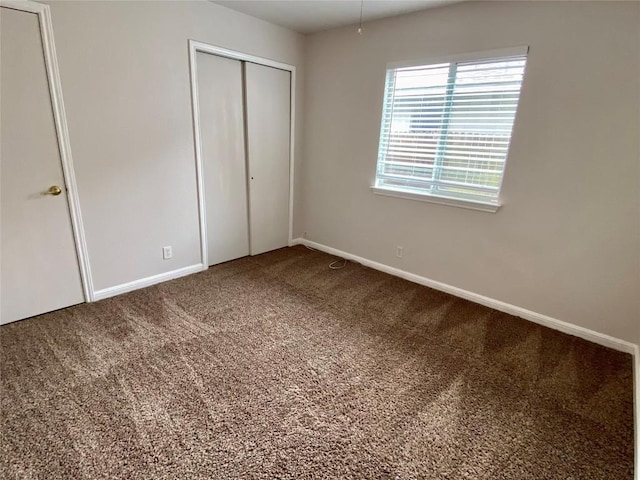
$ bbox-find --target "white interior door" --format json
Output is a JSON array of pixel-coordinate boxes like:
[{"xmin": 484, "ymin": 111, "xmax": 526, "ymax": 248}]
[
  {"xmin": 1, "ymin": 7, "xmax": 84, "ymax": 324},
  {"xmin": 245, "ymin": 63, "xmax": 291, "ymax": 255},
  {"xmin": 196, "ymin": 52, "xmax": 250, "ymax": 266}
]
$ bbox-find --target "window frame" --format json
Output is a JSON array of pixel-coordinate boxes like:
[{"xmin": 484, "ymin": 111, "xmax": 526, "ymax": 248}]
[{"xmin": 371, "ymin": 46, "xmax": 529, "ymax": 213}]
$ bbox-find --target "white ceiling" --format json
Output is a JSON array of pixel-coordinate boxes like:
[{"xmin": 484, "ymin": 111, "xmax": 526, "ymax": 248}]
[{"xmin": 213, "ymin": 0, "xmax": 461, "ymax": 34}]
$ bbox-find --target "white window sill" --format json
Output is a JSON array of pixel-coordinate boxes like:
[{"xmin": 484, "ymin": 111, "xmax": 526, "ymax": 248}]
[{"xmin": 370, "ymin": 186, "xmax": 501, "ymax": 213}]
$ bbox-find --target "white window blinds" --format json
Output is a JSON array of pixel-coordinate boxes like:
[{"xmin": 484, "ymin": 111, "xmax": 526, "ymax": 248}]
[{"xmin": 375, "ymin": 49, "xmax": 527, "ymax": 206}]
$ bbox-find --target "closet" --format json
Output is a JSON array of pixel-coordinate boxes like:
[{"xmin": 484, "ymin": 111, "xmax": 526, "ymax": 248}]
[{"xmin": 195, "ymin": 51, "xmax": 291, "ymax": 266}]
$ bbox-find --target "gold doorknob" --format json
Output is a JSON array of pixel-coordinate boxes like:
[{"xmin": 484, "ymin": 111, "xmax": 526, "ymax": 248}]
[{"xmin": 42, "ymin": 185, "xmax": 62, "ymax": 196}]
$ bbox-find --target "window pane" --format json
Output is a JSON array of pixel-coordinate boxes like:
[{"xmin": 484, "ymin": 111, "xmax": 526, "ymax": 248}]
[{"xmin": 375, "ymin": 52, "xmax": 527, "ymax": 205}]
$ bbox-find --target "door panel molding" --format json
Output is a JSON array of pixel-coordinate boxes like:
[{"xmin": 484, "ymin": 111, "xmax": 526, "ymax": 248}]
[
  {"xmin": 188, "ymin": 39, "xmax": 296, "ymax": 268},
  {"xmin": 1, "ymin": 0, "xmax": 94, "ymax": 301}
]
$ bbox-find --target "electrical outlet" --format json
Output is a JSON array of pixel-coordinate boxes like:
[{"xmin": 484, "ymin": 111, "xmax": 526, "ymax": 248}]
[
  {"xmin": 396, "ymin": 246, "xmax": 403, "ymax": 258},
  {"xmin": 162, "ymin": 246, "xmax": 172, "ymax": 260}
]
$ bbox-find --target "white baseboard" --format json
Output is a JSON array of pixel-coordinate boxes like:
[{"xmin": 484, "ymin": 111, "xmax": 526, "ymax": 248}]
[
  {"xmin": 294, "ymin": 238, "xmax": 637, "ymax": 355},
  {"xmin": 92, "ymin": 263, "xmax": 206, "ymax": 301}
]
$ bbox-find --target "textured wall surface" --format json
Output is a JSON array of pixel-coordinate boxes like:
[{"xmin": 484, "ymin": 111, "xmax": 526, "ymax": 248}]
[
  {"xmin": 46, "ymin": 0, "xmax": 305, "ymax": 291},
  {"xmin": 300, "ymin": 1, "xmax": 640, "ymax": 344}
]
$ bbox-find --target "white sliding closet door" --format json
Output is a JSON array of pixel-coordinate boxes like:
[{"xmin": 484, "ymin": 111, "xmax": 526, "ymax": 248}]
[
  {"xmin": 197, "ymin": 52, "xmax": 250, "ymax": 265},
  {"xmin": 245, "ymin": 63, "xmax": 291, "ymax": 255}
]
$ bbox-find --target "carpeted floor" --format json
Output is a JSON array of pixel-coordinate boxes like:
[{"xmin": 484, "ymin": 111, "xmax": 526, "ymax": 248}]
[{"xmin": 0, "ymin": 246, "xmax": 634, "ymax": 479}]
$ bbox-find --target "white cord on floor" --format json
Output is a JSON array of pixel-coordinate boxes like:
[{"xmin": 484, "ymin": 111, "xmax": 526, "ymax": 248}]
[
  {"xmin": 329, "ymin": 259, "xmax": 348, "ymax": 270},
  {"xmin": 305, "ymin": 245, "xmax": 348, "ymax": 270}
]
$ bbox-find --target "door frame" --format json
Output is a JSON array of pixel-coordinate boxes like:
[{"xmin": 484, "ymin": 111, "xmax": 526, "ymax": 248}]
[
  {"xmin": 188, "ymin": 40, "xmax": 297, "ymax": 268},
  {"xmin": 1, "ymin": 0, "xmax": 94, "ymax": 301}
]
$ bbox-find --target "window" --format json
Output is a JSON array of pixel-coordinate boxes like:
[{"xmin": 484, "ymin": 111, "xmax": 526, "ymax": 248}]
[{"xmin": 373, "ymin": 47, "xmax": 528, "ymax": 212}]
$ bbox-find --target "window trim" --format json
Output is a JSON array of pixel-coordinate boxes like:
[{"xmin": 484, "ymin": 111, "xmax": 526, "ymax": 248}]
[
  {"xmin": 371, "ymin": 185, "xmax": 501, "ymax": 213},
  {"xmin": 372, "ymin": 45, "xmax": 528, "ymax": 212},
  {"xmin": 386, "ymin": 46, "xmax": 529, "ymax": 70}
]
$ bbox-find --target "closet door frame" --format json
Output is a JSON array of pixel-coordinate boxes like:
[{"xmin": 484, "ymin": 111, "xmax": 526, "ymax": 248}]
[
  {"xmin": 1, "ymin": 0, "xmax": 93, "ymax": 301},
  {"xmin": 188, "ymin": 40, "xmax": 296, "ymax": 268}
]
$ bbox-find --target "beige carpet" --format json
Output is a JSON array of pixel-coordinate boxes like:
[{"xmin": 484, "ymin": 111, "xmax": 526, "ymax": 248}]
[{"xmin": 0, "ymin": 246, "xmax": 634, "ymax": 479}]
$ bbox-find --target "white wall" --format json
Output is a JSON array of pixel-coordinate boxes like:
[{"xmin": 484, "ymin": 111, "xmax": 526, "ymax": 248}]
[
  {"xmin": 45, "ymin": 0, "xmax": 304, "ymax": 291},
  {"xmin": 300, "ymin": 1, "xmax": 640, "ymax": 344}
]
